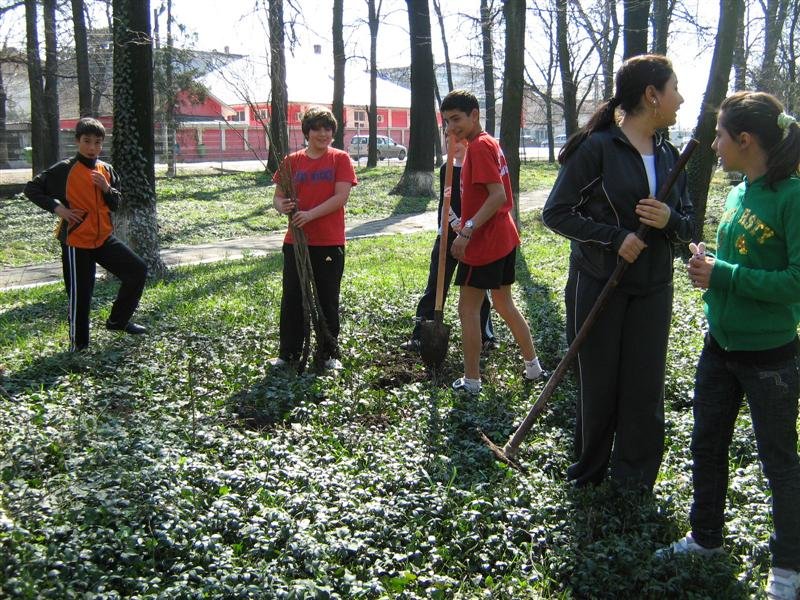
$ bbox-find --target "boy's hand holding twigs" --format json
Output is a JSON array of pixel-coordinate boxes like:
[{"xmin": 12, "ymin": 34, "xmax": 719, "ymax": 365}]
[{"xmin": 274, "ymin": 196, "xmax": 296, "ymax": 215}]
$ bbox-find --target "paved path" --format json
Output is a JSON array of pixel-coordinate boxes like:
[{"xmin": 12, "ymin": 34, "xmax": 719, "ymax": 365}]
[{"xmin": 0, "ymin": 191, "xmax": 548, "ymax": 291}]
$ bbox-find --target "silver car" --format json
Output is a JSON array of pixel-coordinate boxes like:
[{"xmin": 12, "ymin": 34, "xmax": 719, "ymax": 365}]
[{"xmin": 348, "ymin": 135, "xmax": 407, "ymax": 160}]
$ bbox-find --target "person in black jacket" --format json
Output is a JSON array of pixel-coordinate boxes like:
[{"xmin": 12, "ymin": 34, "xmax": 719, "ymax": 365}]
[
  {"xmin": 542, "ymin": 54, "xmax": 694, "ymax": 491},
  {"xmin": 400, "ymin": 138, "xmax": 497, "ymax": 354},
  {"xmin": 24, "ymin": 118, "xmax": 147, "ymax": 352}
]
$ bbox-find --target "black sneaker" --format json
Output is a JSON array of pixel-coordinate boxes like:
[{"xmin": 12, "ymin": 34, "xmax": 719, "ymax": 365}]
[
  {"xmin": 482, "ymin": 338, "xmax": 500, "ymax": 353},
  {"xmin": 106, "ymin": 320, "xmax": 147, "ymax": 335},
  {"xmin": 399, "ymin": 339, "xmax": 421, "ymax": 353}
]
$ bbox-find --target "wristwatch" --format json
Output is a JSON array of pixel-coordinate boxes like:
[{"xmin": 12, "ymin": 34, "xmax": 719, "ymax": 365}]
[{"xmin": 464, "ymin": 219, "xmax": 475, "ymax": 230}]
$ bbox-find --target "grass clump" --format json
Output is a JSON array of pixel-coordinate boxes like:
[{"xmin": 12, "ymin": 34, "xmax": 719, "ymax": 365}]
[{"xmin": 0, "ymin": 213, "xmax": 772, "ymax": 598}]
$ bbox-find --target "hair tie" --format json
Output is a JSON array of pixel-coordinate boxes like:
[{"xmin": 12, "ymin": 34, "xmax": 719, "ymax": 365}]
[{"xmin": 778, "ymin": 112, "xmax": 797, "ymax": 140}]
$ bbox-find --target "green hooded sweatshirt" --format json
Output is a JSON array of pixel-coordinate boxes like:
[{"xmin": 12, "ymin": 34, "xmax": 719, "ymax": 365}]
[{"xmin": 706, "ymin": 174, "xmax": 800, "ymax": 351}]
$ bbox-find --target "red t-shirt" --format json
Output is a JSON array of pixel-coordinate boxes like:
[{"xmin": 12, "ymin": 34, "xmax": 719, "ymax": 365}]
[
  {"xmin": 273, "ymin": 148, "xmax": 357, "ymax": 246},
  {"xmin": 459, "ymin": 132, "xmax": 520, "ymax": 266}
]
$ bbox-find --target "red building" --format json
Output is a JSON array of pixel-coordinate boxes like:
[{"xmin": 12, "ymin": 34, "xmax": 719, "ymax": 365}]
[{"xmin": 167, "ymin": 47, "xmax": 412, "ymax": 162}]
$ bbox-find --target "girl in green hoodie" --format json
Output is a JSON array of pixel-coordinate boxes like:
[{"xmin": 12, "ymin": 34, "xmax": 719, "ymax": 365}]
[{"xmin": 659, "ymin": 91, "xmax": 800, "ymax": 600}]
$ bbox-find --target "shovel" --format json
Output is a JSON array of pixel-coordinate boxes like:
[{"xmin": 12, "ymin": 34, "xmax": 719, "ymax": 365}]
[
  {"xmin": 480, "ymin": 139, "xmax": 699, "ymax": 470},
  {"xmin": 419, "ymin": 134, "xmax": 457, "ymax": 369}
]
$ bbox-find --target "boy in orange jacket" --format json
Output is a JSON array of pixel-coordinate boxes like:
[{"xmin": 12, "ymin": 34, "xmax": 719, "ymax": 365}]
[{"xmin": 24, "ymin": 117, "xmax": 148, "ymax": 352}]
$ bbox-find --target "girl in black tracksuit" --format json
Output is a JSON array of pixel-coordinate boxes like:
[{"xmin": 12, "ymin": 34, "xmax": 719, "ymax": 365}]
[{"xmin": 543, "ymin": 55, "xmax": 694, "ymax": 491}]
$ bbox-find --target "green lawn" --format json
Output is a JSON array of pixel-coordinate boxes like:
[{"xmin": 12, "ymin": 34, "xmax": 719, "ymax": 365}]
[
  {"xmin": 0, "ymin": 214, "xmax": 772, "ymax": 598},
  {"xmin": 0, "ymin": 162, "xmax": 559, "ymax": 269}
]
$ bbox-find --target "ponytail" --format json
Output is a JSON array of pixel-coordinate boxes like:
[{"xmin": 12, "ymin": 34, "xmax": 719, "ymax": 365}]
[{"xmin": 558, "ymin": 98, "xmax": 618, "ymax": 164}]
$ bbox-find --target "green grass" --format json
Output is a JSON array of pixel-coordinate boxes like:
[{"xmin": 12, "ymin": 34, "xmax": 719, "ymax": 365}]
[
  {"xmin": 0, "ymin": 162, "xmax": 559, "ymax": 269},
  {"xmin": 0, "ymin": 214, "xmax": 774, "ymax": 598}
]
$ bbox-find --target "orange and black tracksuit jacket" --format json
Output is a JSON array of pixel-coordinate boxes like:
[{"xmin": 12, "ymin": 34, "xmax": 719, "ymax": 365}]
[{"xmin": 24, "ymin": 153, "xmax": 121, "ymax": 248}]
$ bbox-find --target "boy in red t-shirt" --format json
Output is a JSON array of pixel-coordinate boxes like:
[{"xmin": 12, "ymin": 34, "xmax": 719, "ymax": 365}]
[
  {"xmin": 270, "ymin": 106, "xmax": 358, "ymax": 370},
  {"xmin": 441, "ymin": 90, "xmax": 542, "ymax": 394}
]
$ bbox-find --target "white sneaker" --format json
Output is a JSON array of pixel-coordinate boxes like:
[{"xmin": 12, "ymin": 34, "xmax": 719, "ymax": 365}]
[
  {"xmin": 767, "ymin": 567, "xmax": 800, "ymax": 600},
  {"xmin": 654, "ymin": 532, "xmax": 724, "ymax": 559},
  {"xmin": 323, "ymin": 358, "xmax": 343, "ymax": 371},
  {"xmin": 452, "ymin": 377, "xmax": 481, "ymax": 394},
  {"xmin": 268, "ymin": 357, "xmax": 287, "ymax": 367}
]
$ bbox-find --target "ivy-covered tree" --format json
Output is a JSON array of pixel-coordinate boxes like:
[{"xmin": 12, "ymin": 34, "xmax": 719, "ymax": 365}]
[{"xmin": 112, "ymin": 0, "xmax": 166, "ymax": 277}]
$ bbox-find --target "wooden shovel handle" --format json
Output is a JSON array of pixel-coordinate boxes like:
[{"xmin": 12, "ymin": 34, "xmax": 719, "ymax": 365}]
[{"xmin": 434, "ymin": 134, "xmax": 456, "ymax": 315}]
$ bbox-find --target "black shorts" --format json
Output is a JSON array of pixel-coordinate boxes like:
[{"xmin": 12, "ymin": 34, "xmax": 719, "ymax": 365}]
[{"xmin": 455, "ymin": 247, "xmax": 517, "ymax": 289}]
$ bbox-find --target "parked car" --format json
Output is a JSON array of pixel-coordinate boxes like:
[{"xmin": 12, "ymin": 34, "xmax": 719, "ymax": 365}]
[
  {"xmin": 540, "ymin": 133, "xmax": 567, "ymax": 148},
  {"xmin": 348, "ymin": 135, "xmax": 407, "ymax": 160}
]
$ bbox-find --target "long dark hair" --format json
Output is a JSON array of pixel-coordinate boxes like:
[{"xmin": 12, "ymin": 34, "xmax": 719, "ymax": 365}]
[
  {"xmin": 719, "ymin": 91, "xmax": 800, "ymax": 189},
  {"xmin": 559, "ymin": 54, "xmax": 674, "ymax": 164}
]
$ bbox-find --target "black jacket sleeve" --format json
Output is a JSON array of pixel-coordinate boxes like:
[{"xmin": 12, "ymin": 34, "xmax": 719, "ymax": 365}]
[
  {"xmin": 24, "ymin": 162, "xmax": 65, "ymax": 214},
  {"xmin": 542, "ymin": 138, "xmax": 629, "ymax": 252}
]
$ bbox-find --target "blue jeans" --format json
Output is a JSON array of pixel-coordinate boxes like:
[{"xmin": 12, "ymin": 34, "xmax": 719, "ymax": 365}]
[{"xmin": 689, "ymin": 343, "xmax": 800, "ymax": 569}]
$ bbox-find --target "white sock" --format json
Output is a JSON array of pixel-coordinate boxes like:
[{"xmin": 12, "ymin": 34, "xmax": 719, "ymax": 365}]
[{"xmin": 524, "ymin": 357, "xmax": 542, "ymax": 379}]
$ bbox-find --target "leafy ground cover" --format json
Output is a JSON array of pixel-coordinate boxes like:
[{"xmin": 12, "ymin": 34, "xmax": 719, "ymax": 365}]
[
  {"xmin": 0, "ymin": 162, "xmax": 558, "ymax": 269},
  {"xmin": 0, "ymin": 214, "xmax": 774, "ymax": 598}
]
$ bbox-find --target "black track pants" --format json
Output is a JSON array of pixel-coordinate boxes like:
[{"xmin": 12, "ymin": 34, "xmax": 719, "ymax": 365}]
[
  {"xmin": 564, "ymin": 265, "xmax": 672, "ymax": 490},
  {"xmin": 279, "ymin": 243, "xmax": 344, "ymax": 362},
  {"xmin": 61, "ymin": 236, "xmax": 147, "ymax": 351}
]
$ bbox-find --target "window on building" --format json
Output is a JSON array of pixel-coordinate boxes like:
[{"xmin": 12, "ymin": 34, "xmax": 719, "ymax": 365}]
[
  {"xmin": 353, "ymin": 110, "xmax": 367, "ymax": 128},
  {"xmin": 235, "ymin": 110, "xmax": 245, "ymax": 121}
]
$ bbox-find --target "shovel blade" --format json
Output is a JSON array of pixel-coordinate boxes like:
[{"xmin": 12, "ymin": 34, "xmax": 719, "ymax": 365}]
[{"xmin": 419, "ymin": 318, "xmax": 450, "ymax": 369}]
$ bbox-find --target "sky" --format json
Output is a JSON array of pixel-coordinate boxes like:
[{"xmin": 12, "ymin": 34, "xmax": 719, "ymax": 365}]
[
  {"xmin": 171, "ymin": 0, "xmax": 716, "ymax": 132},
  {"xmin": 0, "ymin": 0, "xmax": 719, "ymax": 129}
]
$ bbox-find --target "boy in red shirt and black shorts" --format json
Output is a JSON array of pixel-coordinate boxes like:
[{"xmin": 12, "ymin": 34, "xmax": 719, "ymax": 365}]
[{"xmin": 441, "ymin": 90, "xmax": 542, "ymax": 394}]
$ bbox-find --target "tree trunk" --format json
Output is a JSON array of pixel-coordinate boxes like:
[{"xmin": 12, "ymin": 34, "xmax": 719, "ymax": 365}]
[
  {"xmin": 732, "ymin": 10, "xmax": 747, "ymax": 90},
  {"xmin": 72, "ymin": 0, "xmax": 92, "ymax": 117},
  {"xmin": 480, "ymin": 0, "xmax": 495, "ymax": 136},
  {"xmin": 267, "ymin": 0, "xmax": 289, "ymax": 173},
  {"xmin": 366, "ymin": 0, "xmax": 380, "ymax": 168},
  {"xmin": 785, "ymin": 1, "xmax": 799, "ymax": 114},
  {"xmin": 432, "ymin": 0, "xmax": 453, "ymax": 91},
  {"xmin": 112, "ymin": 0, "xmax": 166, "ymax": 278},
  {"xmin": 25, "ymin": 0, "xmax": 49, "ymax": 174},
  {"xmin": 687, "ymin": 0, "xmax": 744, "ymax": 241},
  {"xmin": 756, "ymin": 0, "xmax": 789, "ymax": 91},
  {"xmin": 500, "ymin": 0, "xmax": 524, "ymax": 224},
  {"xmin": 43, "ymin": 0, "xmax": 59, "ymax": 163},
  {"xmin": 331, "ymin": 0, "xmax": 345, "ymax": 150},
  {"xmin": 623, "ymin": 0, "xmax": 650, "ymax": 58},
  {"xmin": 165, "ymin": 0, "xmax": 176, "ymax": 177},
  {"xmin": 574, "ymin": 0, "xmax": 618, "ymax": 100},
  {"xmin": 0, "ymin": 65, "xmax": 8, "ymax": 168},
  {"xmin": 391, "ymin": 0, "xmax": 436, "ymax": 197},
  {"xmin": 556, "ymin": 0, "xmax": 578, "ymax": 135},
  {"xmin": 650, "ymin": 0, "xmax": 673, "ymax": 55}
]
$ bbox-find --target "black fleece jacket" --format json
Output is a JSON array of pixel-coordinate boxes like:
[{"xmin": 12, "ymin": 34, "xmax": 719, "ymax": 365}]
[{"xmin": 542, "ymin": 125, "xmax": 694, "ymax": 294}]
